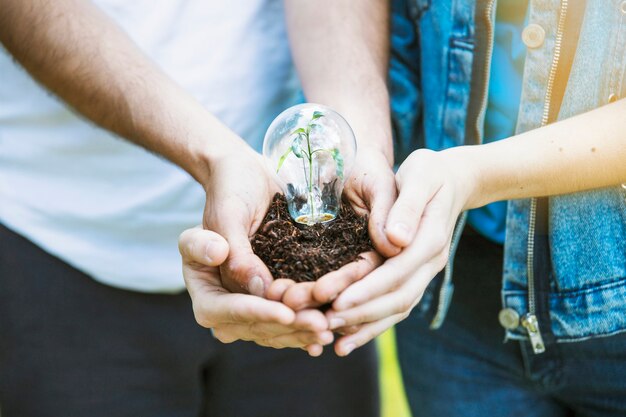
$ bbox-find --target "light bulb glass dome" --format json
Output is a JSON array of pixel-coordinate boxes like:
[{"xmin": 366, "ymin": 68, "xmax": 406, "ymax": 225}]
[{"xmin": 263, "ymin": 103, "xmax": 357, "ymax": 225}]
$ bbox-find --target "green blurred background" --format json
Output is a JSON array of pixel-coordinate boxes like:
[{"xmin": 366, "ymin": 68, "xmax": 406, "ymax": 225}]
[{"xmin": 378, "ymin": 328, "xmax": 412, "ymax": 417}]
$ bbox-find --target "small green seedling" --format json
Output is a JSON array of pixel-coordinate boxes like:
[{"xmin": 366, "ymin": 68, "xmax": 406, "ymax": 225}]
[{"xmin": 276, "ymin": 111, "xmax": 344, "ymax": 224}]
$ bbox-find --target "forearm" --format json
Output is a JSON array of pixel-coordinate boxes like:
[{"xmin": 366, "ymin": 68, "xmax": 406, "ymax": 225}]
[
  {"xmin": 0, "ymin": 0, "xmax": 247, "ymax": 186},
  {"xmin": 284, "ymin": 0, "xmax": 393, "ymax": 162},
  {"xmin": 460, "ymin": 99, "xmax": 626, "ymax": 208}
]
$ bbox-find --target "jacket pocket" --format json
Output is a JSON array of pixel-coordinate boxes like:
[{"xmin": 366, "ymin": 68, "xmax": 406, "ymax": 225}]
[
  {"xmin": 440, "ymin": 37, "xmax": 474, "ymax": 149},
  {"xmin": 550, "ymin": 188, "xmax": 626, "ymax": 291}
]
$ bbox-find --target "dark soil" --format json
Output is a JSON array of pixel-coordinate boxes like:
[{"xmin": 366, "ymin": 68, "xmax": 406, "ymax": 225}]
[{"xmin": 251, "ymin": 194, "xmax": 373, "ymax": 282}]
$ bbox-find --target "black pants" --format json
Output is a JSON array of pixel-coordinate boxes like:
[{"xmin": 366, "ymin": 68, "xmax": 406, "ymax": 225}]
[{"xmin": 0, "ymin": 224, "xmax": 379, "ymax": 417}]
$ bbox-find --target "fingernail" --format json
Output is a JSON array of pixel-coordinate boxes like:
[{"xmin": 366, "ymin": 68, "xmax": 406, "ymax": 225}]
[
  {"xmin": 393, "ymin": 222, "xmax": 410, "ymax": 242},
  {"xmin": 329, "ymin": 317, "xmax": 346, "ymax": 329},
  {"xmin": 248, "ymin": 276, "xmax": 265, "ymax": 297},
  {"xmin": 342, "ymin": 343, "xmax": 356, "ymax": 356}
]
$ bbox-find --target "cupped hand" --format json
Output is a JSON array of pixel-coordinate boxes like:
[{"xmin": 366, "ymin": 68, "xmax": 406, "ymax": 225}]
[
  {"xmin": 343, "ymin": 146, "xmax": 400, "ymax": 259},
  {"xmin": 300, "ymin": 147, "xmax": 398, "ymax": 312},
  {"xmin": 258, "ymin": 146, "xmax": 395, "ymax": 308},
  {"xmin": 266, "ymin": 251, "xmax": 384, "ymax": 310},
  {"xmin": 322, "ymin": 148, "xmax": 478, "ymax": 356},
  {"xmin": 265, "ymin": 250, "xmax": 384, "ymax": 355},
  {"xmin": 202, "ymin": 147, "xmax": 279, "ymax": 298},
  {"xmin": 179, "ymin": 227, "xmax": 334, "ymax": 355}
]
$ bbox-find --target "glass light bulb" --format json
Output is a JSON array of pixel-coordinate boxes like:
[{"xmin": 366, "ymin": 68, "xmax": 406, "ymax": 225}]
[{"xmin": 263, "ymin": 103, "xmax": 357, "ymax": 225}]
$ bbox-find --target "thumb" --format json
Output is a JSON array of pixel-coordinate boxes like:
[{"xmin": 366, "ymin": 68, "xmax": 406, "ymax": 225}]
[
  {"xmin": 178, "ymin": 227, "xmax": 229, "ymax": 267},
  {"xmin": 212, "ymin": 214, "xmax": 273, "ymax": 298}
]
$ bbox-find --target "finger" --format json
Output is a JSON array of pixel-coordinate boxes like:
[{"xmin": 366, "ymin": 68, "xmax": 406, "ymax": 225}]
[
  {"xmin": 193, "ymin": 291, "xmax": 295, "ymax": 328},
  {"xmin": 293, "ymin": 309, "xmax": 330, "ymax": 332},
  {"xmin": 261, "ymin": 330, "xmax": 334, "ymax": 349},
  {"xmin": 334, "ymin": 314, "xmax": 402, "ymax": 357},
  {"xmin": 335, "ymin": 324, "xmax": 362, "ymax": 336},
  {"xmin": 215, "ymin": 325, "xmax": 332, "ymax": 348},
  {"xmin": 178, "ymin": 227, "xmax": 229, "ymax": 267},
  {"xmin": 266, "ymin": 278, "xmax": 296, "ymax": 302},
  {"xmin": 333, "ymin": 208, "xmax": 451, "ymax": 311},
  {"xmin": 312, "ymin": 251, "xmax": 383, "ymax": 305},
  {"xmin": 282, "ymin": 282, "xmax": 322, "ymax": 310},
  {"xmin": 385, "ymin": 175, "xmax": 436, "ymax": 248},
  {"xmin": 219, "ymin": 228, "xmax": 273, "ymax": 297},
  {"xmin": 366, "ymin": 178, "xmax": 401, "ymax": 258},
  {"xmin": 205, "ymin": 195, "xmax": 274, "ymax": 297},
  {"xmin": 326, "ymin": 266, "xmax": 433, "ymax": 329},
  {"xmin": 305, "ymin": 344, "xmax": 324, "ymax": 357}
]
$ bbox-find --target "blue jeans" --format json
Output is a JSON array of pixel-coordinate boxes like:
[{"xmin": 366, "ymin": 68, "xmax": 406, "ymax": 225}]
[{"xmin": 396, "ymin": 229, "xmax": 626, "ymax": 417}]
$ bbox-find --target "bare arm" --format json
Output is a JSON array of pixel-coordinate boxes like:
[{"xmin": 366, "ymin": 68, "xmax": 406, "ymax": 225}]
[
  {"xmin": 284, "ymin": 0, "xmax": 399, "ymax": 265},
  {"xmin": 284, "ymin": 0, "xmax": 393, "ymax": 161},
  {"xmin": 276, "ymin": 0, "xmax": 399, "ymax": 355},
  {"xmin": 0, "ymin": 0, "xmax": 246, "ymax": 185},
  {"xmin": 464, "ymin": 99, "xmax": 626, "ymax": 208},
  {"xmin": 325, "ymin": 100, "xmax": 626, "ymax": 356},
  {"xmin": 1, "ymin": 0, "xmax": 331, "ymax": 348}
]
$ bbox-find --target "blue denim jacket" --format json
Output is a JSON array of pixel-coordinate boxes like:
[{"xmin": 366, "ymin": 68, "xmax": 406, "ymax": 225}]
[{"xmin": 390, "ymin": 0, "xmax": 626, "ymax": 347}]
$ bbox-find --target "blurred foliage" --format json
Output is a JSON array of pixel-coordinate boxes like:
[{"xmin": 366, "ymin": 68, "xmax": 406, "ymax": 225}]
[{"xmin": 378, "ymin": 328, "xmax": 412, "ymax": 417}]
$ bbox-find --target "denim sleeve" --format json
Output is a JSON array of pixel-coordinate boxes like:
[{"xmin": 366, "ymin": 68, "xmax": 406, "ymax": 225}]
[{"xmin": 390, "ymin": 0, "xmax": 423, "ymax": 165}]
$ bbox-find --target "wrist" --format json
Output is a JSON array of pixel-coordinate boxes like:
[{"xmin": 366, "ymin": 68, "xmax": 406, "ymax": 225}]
[
  {"xmin": 183, "ymin": 118, "xmax": 254, "ymax": 189},
  {"xmin": 355, "ymin": 138, "xmax": 394, "ymax": 166},
  {"xmin": 442, "ymin": 146, "xmax": 486, "ymax": 211},
  {"xmin": 347, "ymin": 114, "xmax": 394, "ymax": 166},
  {"xmin": 304, "ymin": 92, "xmax": 393, "ymax": 165}
]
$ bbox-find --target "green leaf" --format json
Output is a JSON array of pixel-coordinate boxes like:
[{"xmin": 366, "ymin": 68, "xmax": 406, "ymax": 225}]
[
  {"xmin": 291, "ymin": 140, "xmax": 303, "ymax": 158},
  {"xmin": 291, "ymin": 127, "xmax": 306, "ymax": 136},
  {"xmin": 331, "ymin": 148, "xmax": 344, "ymax": 180},
  {"xmin": 276, "ymin": 147, "xmax": 293, "ymax": 173},
  {"xmin": 312, "ymin": 111, "xmax": 324, "ymax": 120}
]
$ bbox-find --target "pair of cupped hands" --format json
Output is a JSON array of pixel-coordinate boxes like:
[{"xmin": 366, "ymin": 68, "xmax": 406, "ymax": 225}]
[{"xmin": 179, "ymin": 144, "xmax": 475, "ymax": 357}]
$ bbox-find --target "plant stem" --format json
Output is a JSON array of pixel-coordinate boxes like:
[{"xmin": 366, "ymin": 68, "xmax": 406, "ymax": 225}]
[{"xmin": 305, "ymin": 130, "xmax": 315, "ymax": 222}]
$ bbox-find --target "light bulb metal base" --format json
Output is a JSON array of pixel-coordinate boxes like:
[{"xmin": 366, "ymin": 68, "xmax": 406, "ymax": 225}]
[{"xmin": 295, "ymin": 212, "xmax": 336, "ymax": 226}]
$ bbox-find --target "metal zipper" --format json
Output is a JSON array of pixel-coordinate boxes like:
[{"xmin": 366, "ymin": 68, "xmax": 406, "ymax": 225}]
[
  {"xmin": 474, "ymin": 0, "xmax": 497, "ymax": 143},
  {"xmin": 430, "ymin": 0, "xmax": 496, "ymax": 329},
  {"xmin": 523, "ymin": 0, "xmax": 569, "ymax": 355}
]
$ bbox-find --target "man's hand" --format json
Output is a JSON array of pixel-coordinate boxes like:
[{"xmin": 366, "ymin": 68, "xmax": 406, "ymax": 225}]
[
  {"xmin": 262, "ymin": 147, "xmax": 396, "ymax": 329},
  {"xmin": 179, "ymin": 227, "xmax": 334, "ymax": 355},
  {"xmin": 265, "ymin": 250, "xmax": 384, "ymax": 355},
  {"xmin": 267, "ymin": 251, "xmax": 385, "ymax": 311},
  {"xmin": 202, "ymin": 148, "xmax": 280, "ymax": 298},
  {"xmin": 344, "ymin": 147, "xmax": 400, "ymax": 258},
  {"xmin": 322, "ymin": 149, "xmax": 475, "ymax": 356}
]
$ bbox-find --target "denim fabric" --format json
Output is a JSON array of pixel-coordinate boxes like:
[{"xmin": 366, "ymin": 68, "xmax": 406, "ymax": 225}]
[
  {"xmin": 390, "ymin": 0, "xmax": 626, "ymax": 342},
  {"xmin": 397, "ymin": 292, "xmax": 626, "ymax": 417},
  {"xmin": 396, "ymin": 231, "xmax": 626, "ymax": 417},
  {"xmin": 390, "ymin": 0, "xmax": 423, "ymax": 165},
  {"xmin": 467, "ymin": 0, "xmax": 527, "ymax": 245}
]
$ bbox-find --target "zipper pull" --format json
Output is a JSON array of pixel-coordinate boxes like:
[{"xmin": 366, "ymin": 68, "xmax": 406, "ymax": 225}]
[{"xmin": 521, "ymin": 313, "xmax": 546, "ymax": 354}]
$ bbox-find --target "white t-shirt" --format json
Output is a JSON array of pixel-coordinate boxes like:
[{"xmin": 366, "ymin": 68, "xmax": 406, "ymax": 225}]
[{"xmin": 0, "ymin": 0, "xmax": 299, "ymax": 292}]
